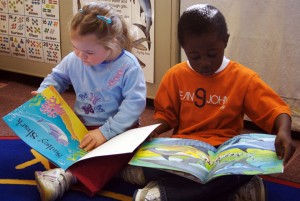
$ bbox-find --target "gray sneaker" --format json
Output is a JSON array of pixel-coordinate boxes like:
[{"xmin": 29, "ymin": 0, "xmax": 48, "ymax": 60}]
[
  {"xmin": 233, "ymin": 175, "xmax": 266, "ymax": 201},
  {"xmin": 133, "ymin": 181, "xmax": 161, "ymax": 201},
  {"xmin": 120, "ymin": 165, "xmax": 146, "ymax": 186}
]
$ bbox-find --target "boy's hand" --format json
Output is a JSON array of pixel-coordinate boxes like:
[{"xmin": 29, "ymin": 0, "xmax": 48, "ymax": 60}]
[
  {"xmin": 275, "ymin": 131, "xmax": 295, "ymax": 165},
  {"xmin": 80, "ymin": 128, "xmax": 107, "ymax": 151},
  {"xmin": 147, "ymin": 119, "xmax": 171, "ymax": 141},
  {"xmin": 274, "ymin": 114, "xmax": 296, "ymax": 165},
  {"xmin": 147, "ymin": 130, "xmax": 160, "ymax": 141}
]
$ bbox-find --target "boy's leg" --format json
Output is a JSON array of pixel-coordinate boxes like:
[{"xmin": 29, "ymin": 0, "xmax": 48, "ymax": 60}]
[
  {"xmin": 232, "ymin": 175, "xmax": 266, "ymax": 201},
  {"xmin": 141, "ymin": 167, "xmax": 253, "ymax": 201}
]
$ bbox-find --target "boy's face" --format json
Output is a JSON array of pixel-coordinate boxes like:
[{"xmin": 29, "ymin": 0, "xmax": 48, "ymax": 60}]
[
  {"xmin": 182, "ymin": 32, "xmax": 227, "ymax": 76},
  {"xmin": 71, "ymin": 33, "xmax": 111, "ymax": 66}
]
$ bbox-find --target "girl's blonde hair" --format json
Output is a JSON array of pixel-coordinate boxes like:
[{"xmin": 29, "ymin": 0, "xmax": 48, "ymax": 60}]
[{"xmin": 70, "ymin": 2, "xmax": 134, "ymax": 58}]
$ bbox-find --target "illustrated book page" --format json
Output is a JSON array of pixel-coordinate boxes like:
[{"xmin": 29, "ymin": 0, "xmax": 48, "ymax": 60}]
[{"xmin": 129, "ymin": 134, "xmax": 283, "ymax": 184}]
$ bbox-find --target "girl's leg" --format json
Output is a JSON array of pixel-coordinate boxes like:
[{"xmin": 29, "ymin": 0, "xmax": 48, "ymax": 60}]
[
  {"xmin": 69, "ymin": 153, "xmax": 134, "ymax": 196},
  {"xmin": 35, "ymin": 153, "xmax": 133, "ymax": 200}
]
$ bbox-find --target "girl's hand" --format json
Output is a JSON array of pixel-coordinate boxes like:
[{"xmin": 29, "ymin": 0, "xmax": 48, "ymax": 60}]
[
  {"xmin": 31, "ymin": 91, "xmax": 39, "ymax": 96},
  {"xmin": 80, "ymin": 128, "xmax": 107, "ymax": 151}
]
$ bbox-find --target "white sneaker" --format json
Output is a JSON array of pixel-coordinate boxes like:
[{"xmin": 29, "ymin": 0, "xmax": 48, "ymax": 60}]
[
  {"xmin": 133, "ymin": 181, "xmax": 161, "ymax": 201},
  {"xmin": 233, "ymin": 175, "xmax": 266, "ymax": 201},
  {"xmin": 120, "ymin": 165, "xmax": 146, "ymax": 186},
  {"xmin": 35, "ymin": 168, "xmax": 73, "ymax": 201}
]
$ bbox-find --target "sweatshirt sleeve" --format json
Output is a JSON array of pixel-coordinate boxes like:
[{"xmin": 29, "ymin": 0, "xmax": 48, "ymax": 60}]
[
  {"xmin": 154, "ymin": 70, "xmax": 180, "ymax": 129},
  {"xmin": 37, "ymin": 54, "xmax": 72, "ymax": 94},
  {"xmin": 99, "ymin": 64, "xmax": 146, "ymax": 140},
  {"xmin": 243, "ymin": 74, "xmax": 291, "ymax": 133}
]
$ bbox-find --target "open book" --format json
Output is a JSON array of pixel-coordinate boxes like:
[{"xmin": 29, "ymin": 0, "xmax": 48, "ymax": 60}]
[
  {"xmin": 2, "ymin": 86, "xmax": 158, "ymax": 170},
  {"xmin": 129, "ymin": 134, "xmax": 283, "ymax": 184}
]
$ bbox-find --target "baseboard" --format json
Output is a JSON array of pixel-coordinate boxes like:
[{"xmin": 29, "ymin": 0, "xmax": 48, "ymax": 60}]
[{"xmin": 261, "ymin": 175, "xmax": 300, "ymax": 189}]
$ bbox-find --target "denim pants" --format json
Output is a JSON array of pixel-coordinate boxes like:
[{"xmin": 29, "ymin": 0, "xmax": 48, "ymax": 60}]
[{"xmin": 143, "ymin": 167, "xmax": 253, "ymax": 201}]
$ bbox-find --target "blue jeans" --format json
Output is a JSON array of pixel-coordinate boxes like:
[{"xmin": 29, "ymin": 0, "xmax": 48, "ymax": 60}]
[{"xmin": 143, "ymin": 167, "xmax": 253, "ymax": 201}]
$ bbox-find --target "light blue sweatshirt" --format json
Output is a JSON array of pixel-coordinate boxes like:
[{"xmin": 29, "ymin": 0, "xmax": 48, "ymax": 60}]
[{"xmin": 37, "ymin": 50, "xmax": 146, "ymax": 140}]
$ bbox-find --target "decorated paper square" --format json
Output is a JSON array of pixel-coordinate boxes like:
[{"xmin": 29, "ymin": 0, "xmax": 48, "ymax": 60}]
[
  {"xmin": 24, "ymin": 0, "xmax": 42, "ymax": 17},
  {"xmin": 0, "ymin": 13, "xmax": 9, "ymax": 34},
  {"xmin": 0, "ymin": 34, "xmax": 10, "ymax": 55},
  {"xmin": 9, "ymin": 14, "xmax": 25, "ymax": 37},
  {"xmin": 26, "ymin": 38, "xmax": 44, "ymax": 62},
  {"xmin": 8, "ymin": 0, "xmax": 25, "ymax": 15},
  {"xmin": 0, "ymin": 0, "xmax": 8, "ymax": 13},
  {"xmin": 42, "ymin": 18, "xmax": 59, "ymax": 42},
  {"xmin": 42, "ymin": 0, "xmax": 59, "ymax": 19},
  {"xmin": 10, "ymin": 36, "xmax": 26, "ymax": 58},
  {"xmin": 25, "ymin": 16, "xmax": 42, "ymax": 39},
  {"xmin": 43, "ymin": 40, "xmax": 61, "ymax": 64}
]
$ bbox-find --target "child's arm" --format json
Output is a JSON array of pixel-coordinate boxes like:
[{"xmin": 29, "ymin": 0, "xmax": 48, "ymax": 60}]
[
  {"xmin": 273, "ymin": 113, "xmax": 296, "ymax": 165},
  {"xmin": 149, "ymin": 118, "xmax": 172, "ymax": 140},
  {"xmin": 99, "ymin": 64, "xmax": 146, "ymax": 140}
]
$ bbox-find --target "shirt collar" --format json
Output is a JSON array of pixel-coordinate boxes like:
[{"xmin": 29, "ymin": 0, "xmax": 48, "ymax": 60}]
[{"xmin": 187, "ymin": 56, "xmax": 230, "ymax": 73}]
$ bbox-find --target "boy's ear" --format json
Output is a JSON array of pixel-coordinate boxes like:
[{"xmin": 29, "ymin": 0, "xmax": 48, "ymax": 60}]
[{"xmin": 225, "ymin": 33, "xmax": 230, "ymax": 48}]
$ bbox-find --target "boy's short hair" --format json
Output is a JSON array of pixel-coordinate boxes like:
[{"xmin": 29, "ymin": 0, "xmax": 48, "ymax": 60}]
[{"xmin": 178, "ymin": 4, "xmax": 229, "ymax": 46}]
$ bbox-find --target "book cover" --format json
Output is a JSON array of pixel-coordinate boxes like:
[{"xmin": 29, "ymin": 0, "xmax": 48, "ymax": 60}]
[
  {"xmin": 129, "ymin": 134, "xmax": 283, "ymax": 184},
  {"xmin": 2, "ymin": 85, "xmax": 158, "ymax": 170}
]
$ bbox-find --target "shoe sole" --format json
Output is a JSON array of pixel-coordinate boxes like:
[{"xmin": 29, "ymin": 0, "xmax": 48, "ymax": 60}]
[
  {"xmin": 35, "ymin": 171, "xmax": 51, "ymax": 201},
  {"xmin": 255, "ymin": 176, "xmax": 266, "ymax": 201},
  {"xmin": 133, "ymin": 181, "xmax": 159, "ymax": 201}
]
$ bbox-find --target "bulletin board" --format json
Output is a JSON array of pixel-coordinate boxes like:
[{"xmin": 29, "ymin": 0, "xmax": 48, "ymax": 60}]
[
  {"xmin": 0, "ymin": 0, "xmax": 61, "ymax": 64},
  {"xmin": 77, "ymin": 0, "xmax": 155, "ymax": 83},
  {"xmin": 0, "ymin": 1, "xmax": 179, "ymax": 99}
]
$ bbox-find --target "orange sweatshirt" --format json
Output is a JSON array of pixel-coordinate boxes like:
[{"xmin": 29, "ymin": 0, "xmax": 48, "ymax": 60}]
[{"xmin": 154, "ymin": 61, "xmax": 291, "ymax": 146}]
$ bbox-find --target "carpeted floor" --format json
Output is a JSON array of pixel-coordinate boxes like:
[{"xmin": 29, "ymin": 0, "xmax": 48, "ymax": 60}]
[{"xmin": 0, "ymin": 136, "xmax": 139, "ymax": 201}]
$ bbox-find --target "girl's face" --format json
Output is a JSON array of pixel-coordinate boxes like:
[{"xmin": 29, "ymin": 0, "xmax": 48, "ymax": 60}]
[
  {"xmin": 182, "ymin": 32, "xmax": 227, "ymax": 76},
  {"xmin": 71, "ymin": 33, "xmax": 111, "ymax": 66}
]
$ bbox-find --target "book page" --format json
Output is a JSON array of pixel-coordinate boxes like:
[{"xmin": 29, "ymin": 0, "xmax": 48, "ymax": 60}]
[
  {"xmin": 129, "ymin": 138, "xmax": 217, "ymax": 183},
  {"xmin": 2, "ymin": 86, "xmax": 88, "ymax": 170},
  {"xmin": 78, "ymin": 124, "xmax": 160, "ymax": 161},
  {"xmin": 206, "ymin": 133, "xmax": 283, "ymax": 182}
]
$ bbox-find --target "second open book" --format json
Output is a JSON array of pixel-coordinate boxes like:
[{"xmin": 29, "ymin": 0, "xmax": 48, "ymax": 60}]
[{"xmin": 129, "ymin": 134, "xmax": 283, "ymax": 184}]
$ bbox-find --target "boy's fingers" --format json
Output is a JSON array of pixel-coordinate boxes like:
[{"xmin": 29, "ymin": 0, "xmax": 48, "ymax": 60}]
[
  {"xmin": 275, "ymin": 142, "xmax": 283, "ymax": 160},
  {"xmin": 283, "ymin": 145, "xmax": 295, "ymax": 165}
]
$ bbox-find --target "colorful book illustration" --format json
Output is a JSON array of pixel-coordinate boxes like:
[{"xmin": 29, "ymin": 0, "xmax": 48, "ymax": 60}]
[
  {"xmin": 129, "ymin": 134, "xmax": 283, "ymax": 184},
  {"xmin": 2, "ymin": 86, "xmax": 158, "ymax": 170}
]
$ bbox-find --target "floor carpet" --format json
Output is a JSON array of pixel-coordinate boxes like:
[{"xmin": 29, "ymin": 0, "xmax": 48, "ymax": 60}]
[
  {"xmin": 263, "ymin": 176, "xmax": 300, "ymax": 201},
  {"xmin": 2, "ymin": 136, "xmax": 300, "ymax": 201},
  {"xmin": 0, "ymin": 136, "xmax": 138, "ymax": 201}
]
